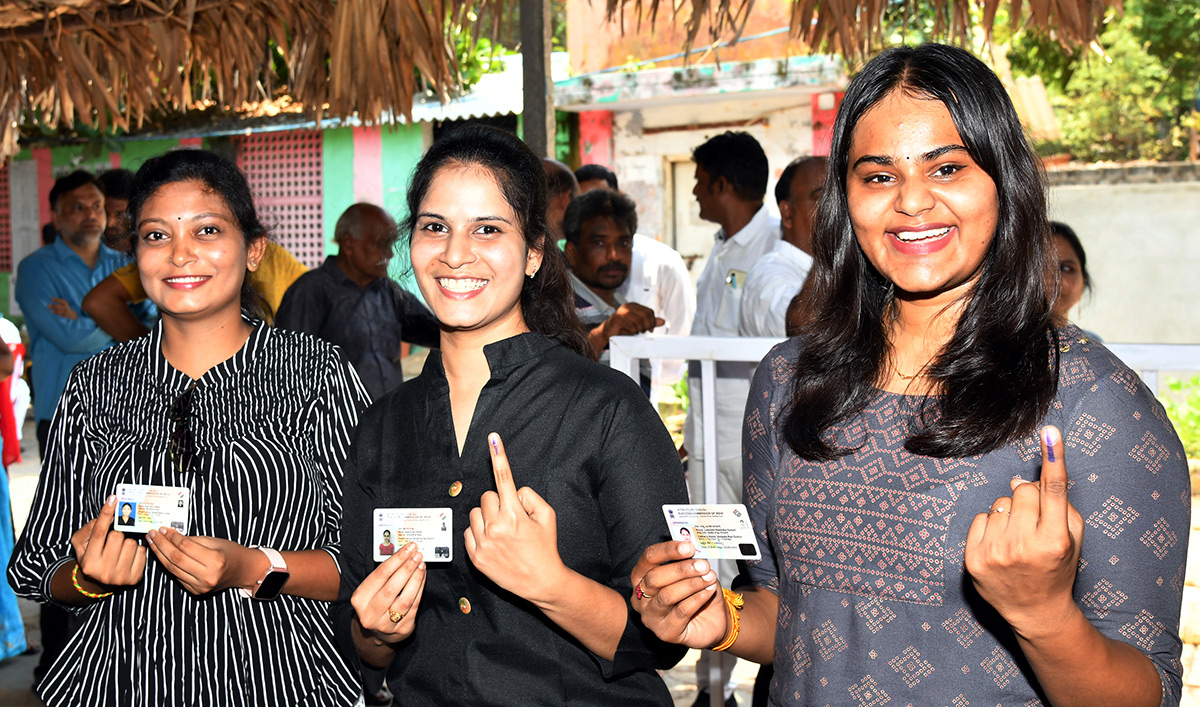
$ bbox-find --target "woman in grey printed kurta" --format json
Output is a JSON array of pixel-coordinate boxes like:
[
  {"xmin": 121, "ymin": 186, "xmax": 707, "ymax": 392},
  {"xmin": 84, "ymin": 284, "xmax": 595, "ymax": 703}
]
[
  {"xmin": 738, "ymin": 330, "xmax": 1187, "ymax": 705},
  {"xmin": 629, "ymin": 43, "xmax": 1188, "ymax": 707}
]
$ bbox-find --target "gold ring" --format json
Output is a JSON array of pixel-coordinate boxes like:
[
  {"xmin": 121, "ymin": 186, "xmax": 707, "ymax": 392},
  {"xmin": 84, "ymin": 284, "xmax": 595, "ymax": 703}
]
[
  {"xmin": 388, "ymin": 609, "xmax": 404, "ymax": 624},
  {"xmin": 635, "ymin": 581, "xmax": 653, "ymax": 600},
  {"xmin": 991, "ymin": 506, "xmax": 1007, "ymax": 514}
]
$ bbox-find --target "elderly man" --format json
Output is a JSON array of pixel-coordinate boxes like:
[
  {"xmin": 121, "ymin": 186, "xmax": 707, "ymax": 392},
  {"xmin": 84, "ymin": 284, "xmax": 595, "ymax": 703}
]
[{"xmin": 275, "ymin": 203, "xmax": 439, "ymax": 399}]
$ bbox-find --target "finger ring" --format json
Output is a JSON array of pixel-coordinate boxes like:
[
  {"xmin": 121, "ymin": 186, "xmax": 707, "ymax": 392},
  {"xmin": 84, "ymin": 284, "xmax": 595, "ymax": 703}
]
[
  {"xmin": 991, "ymin": 506, "xmax": 1007, "ymax": 514},
  {"xmin": 634, "ymin": 581, "xmax": 654, "ymax": 600},
  {"xmin": 388, "ymin": 609, "xmax": 405, "ymax": 624}
]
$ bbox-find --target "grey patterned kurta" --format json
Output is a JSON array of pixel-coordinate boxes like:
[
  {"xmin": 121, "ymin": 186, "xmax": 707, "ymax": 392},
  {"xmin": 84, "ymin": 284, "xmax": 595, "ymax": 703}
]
[{"xmin": 743, "ymin": 328, "xmax": 1188, "ymax": 706}]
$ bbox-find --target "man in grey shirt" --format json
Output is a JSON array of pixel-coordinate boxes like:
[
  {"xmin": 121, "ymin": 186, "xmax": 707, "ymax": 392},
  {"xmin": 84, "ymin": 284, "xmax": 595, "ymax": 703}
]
[{"xmin": 276, "ymin": 203, "xmax": 439, "ymax": 399}]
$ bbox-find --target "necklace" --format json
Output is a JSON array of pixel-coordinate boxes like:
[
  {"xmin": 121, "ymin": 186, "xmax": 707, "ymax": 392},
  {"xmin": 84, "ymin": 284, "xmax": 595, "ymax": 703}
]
[{"xmin": 890, "ymin": 354, "xmax": 933, "ymax": 381}]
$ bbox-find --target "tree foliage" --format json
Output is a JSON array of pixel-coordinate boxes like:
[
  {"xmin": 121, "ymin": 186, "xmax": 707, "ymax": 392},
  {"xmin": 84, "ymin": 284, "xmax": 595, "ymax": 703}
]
[{"xmin": 1007, "ymin": 0, "xmax": 1200, "ymax": 162}]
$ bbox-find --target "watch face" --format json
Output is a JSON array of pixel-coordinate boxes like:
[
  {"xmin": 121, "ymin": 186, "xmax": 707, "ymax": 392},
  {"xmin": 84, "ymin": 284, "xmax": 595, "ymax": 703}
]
[{"xmin": 255, "ymin": 570, "xmax": 290, "ymax": 600}]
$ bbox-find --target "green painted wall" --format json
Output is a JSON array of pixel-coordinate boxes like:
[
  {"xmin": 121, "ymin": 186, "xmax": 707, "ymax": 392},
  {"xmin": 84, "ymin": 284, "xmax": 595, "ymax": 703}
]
[
  {"xmin": 321, "ymin": 127, "xmax": 355, "ymax": 256},
  {"xmin": 380, "ymin": 124, "xmax": 425, "ymax": 297}
]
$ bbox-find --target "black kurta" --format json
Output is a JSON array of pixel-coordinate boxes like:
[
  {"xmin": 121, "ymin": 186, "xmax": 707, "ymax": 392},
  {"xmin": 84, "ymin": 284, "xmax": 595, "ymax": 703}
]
[{"xmin": 333, "ymin": 332, "xmax": 689, "ymax": 705}]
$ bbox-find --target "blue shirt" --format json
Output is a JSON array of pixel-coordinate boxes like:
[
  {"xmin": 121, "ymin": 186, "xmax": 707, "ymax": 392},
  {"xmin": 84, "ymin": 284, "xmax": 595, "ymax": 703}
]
[{"xmin": 15, "ymin": 239, "xmax": 153, "ymax": 421}]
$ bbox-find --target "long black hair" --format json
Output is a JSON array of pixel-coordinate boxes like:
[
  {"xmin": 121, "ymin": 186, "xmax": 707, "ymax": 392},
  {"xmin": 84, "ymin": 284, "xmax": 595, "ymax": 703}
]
[
  {"xmin": 785, "ymin": 43, "xmax": 1058, "ymax": 461},
  {"xmin": 402, "ymin": 125, "xmax": 591, "ymax": 358},
  {"xmin": 127, "ymin": 149, "xmax": 270, "ymax": 320}
]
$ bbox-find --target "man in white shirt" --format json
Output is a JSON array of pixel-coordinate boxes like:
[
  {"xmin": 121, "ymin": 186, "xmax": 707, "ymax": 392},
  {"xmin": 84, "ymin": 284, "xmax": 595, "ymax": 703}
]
[
  {"xmin": 575, "ymin": 165, "xmax": 696, "ymax": 392},
  {"xmin": 738, "ymin": 156, "xmax": 827, "ymax": 338},
  {"xmin": 685, "ymin": 131, "xmax": 779, "ymax": 707}
]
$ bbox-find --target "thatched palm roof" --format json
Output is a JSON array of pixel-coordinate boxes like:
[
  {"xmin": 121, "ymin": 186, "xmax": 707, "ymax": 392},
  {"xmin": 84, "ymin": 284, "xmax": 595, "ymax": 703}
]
[
  {"xmin": 616, "ymin": 0, "xmax": 1122, "ymax": 61},
  {"xmin": 0, "ymin": 0, "xmax": 1119, "ymax": 162}
]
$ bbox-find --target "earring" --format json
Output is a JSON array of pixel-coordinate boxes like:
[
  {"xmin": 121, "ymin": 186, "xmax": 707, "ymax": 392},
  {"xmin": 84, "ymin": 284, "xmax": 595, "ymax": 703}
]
[{"xmin": 527, "ymin": 268, "xmax": 538, "ymax": 278}]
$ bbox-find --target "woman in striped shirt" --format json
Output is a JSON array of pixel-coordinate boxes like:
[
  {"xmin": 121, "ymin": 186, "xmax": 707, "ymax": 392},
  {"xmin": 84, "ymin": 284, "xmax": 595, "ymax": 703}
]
[{"xmin": 9, "ymin": 150, "xmax": 369, "ymax": 706}]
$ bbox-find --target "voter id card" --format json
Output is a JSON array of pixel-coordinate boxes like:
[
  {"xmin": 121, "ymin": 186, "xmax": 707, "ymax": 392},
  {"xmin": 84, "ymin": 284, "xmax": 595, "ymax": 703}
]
[
  {"xmin": 113, "ymin": 484, "xmax": 190, "ymax": 534},
  {"xmin": 662, "ymin": 504, "xmax": 761, "ymax": 561},
  {"xmin": 373, "ymin": 508, "xmax": 453, "ymax": 563}
]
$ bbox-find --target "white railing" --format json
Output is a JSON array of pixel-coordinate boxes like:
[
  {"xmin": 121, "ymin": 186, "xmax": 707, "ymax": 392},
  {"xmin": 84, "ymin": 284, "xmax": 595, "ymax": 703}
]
[
  {"xmin": 610, "ymin": 335, "xmax": 1200, "ymax": 706},
  {"xmin": 611, "ymin": 338, "xmax": 1200, "ymax": 499}
]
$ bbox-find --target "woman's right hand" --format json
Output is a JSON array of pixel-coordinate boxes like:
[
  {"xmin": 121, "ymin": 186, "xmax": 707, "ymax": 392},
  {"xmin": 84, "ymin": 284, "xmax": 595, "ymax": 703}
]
[
  {"xmin": 71, "ymin": 495, "xmax": 147, "ymax": 590},
  {"xmin": 351, "ymin": 543, "xmax": 427, "ymax": 644},
  {"xmin": 630, "ymin": 541, "xmax": 729, "ymax": 649}
]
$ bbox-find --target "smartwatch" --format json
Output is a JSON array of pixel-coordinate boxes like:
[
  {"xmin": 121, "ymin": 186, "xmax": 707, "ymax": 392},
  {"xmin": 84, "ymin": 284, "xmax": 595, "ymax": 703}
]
[{"xmin": 239, "ymin": 547, "xmax": 290, "ymax": 600}]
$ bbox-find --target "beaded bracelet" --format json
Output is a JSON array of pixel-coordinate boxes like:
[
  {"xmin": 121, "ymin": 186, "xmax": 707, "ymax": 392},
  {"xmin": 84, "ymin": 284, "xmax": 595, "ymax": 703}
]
[
  {"xmin": 71, "ymin": 564, "xmax": 114, "ymax": 599},
  {"xmin": 711, "ymin": 589, "xmax": 744, "ymax": 652}
]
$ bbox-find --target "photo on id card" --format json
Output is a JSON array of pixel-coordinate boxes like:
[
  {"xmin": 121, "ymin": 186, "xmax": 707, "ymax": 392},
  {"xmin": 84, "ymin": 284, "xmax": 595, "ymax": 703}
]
[
  {"xmin": 113, "ymin": 484, "xmax": 190, "ymax": 534},
  {"xmin": 662, "ymin": 504, "xmax": 761, "ymax": 561},
  {"xmin": 373, "ymin": 508, "xmax": 453, "ymax": 563}
]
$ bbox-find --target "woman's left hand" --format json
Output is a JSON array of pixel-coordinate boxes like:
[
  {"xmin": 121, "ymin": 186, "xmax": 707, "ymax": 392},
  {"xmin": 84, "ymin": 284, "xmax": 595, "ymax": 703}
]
[
  {"xmin": 147, "ymin": 527, "xmax": 258, "ymax": 595},
  {"xmin": 465, "ymin": 432, "xmax": 566, "ymax": 602},
  {"xmin": 965, "ymin": 425, "xmax": 1085, "ymax": 638}
]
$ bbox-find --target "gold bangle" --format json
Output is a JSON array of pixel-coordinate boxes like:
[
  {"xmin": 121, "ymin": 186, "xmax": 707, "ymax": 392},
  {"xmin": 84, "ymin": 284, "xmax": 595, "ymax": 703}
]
[
  {"xmin": 711, "ymin": 589, "xmax": 744, "ymax": 652},
  {"xmin": 71, "ymin": 564, "xmax": 114, "ymax": 599}
]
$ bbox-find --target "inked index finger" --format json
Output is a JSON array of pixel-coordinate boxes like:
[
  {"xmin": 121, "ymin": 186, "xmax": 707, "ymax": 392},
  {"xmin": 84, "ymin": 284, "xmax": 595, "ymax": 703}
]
[
  {"xmin": 1038, "ymin": 425, "xmax": 1070, "ymax": 528},
  {"xmin": 487, "ymin": 433, "xmax": 520, "ymax": 508}
]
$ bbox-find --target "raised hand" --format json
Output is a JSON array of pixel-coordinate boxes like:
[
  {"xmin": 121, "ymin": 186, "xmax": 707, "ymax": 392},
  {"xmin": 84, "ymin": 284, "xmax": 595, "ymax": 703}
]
[
  {"xmin": 629, "ymin": 541, "xmax": 726, "ymax": 649},
  {"xmin": 464, "ymin": 432, "xmax": 564, "ymax": 601},
  {"xmin": 71, "ymin": 495, "xmax": 147, "ymax": 592},
  {"xmin": 965, "ymin": 425, "xmax": 1084, "ymax": 637},
  {"xmin": 352, "ymin": 543, "xmax": 427, "ymax": 643},
  {"xmin": 146, "ymin": 527, "xmax": 261, "ymax": 595}
]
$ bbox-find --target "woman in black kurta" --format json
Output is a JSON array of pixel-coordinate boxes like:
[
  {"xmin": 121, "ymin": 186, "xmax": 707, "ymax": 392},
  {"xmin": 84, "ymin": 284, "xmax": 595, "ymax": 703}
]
[{"xmin": 332, "ymin": 126, "xmax": 688, "ymax": 704}]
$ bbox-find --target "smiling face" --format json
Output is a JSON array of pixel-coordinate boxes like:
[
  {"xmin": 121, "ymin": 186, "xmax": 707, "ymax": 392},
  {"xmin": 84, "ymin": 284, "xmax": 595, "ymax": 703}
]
[
  {"xmin": 135, "ymin": 180, "xmax": 266, "ymax": 325},
  {"xmin": 410, "ymin": 164, "xmax": 542, "ymax": 343},
  {"xmin": 846, "ymin": 91, "xmax": 999, "ymax": 306}
]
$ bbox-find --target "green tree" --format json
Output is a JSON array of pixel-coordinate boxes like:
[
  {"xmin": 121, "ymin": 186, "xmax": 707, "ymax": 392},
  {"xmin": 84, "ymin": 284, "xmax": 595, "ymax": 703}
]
[{"xmin": 1006, "ymin": 0, "xmax": 1200, "ymax": 162}]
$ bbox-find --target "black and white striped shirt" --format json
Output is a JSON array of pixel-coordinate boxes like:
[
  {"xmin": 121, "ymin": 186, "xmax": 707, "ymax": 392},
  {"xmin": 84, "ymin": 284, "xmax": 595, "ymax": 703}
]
[{"xmin": 9, "ymin": 319, "xmax": 370, "ymax": 706}]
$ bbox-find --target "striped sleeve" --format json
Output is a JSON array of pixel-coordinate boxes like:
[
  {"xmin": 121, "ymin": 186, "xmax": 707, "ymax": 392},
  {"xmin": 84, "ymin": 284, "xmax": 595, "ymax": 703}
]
[
  {"xmin": 7, "ymin": 365, "xmax": 103, "ymax": 612},
  {"xmin": 307, "ymin": 345, "xmax": 372, "ymax": 573}
]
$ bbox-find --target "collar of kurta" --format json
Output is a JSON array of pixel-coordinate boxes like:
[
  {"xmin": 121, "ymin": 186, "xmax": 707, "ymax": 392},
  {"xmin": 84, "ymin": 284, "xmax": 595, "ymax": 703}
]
[
  {"xmin": 423, "ymin": 332, "xmax": 559, "ymax": 383},
  {"xmin": 146, "ymin": 315, "xmax": 269, "ymax": 392}
]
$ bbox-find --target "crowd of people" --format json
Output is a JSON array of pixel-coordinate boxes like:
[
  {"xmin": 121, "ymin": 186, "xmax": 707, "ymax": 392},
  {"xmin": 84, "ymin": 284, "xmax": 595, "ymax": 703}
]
[{"xmin": 1, "ymin": 42, "xmax": 1188, "ymax": 707}]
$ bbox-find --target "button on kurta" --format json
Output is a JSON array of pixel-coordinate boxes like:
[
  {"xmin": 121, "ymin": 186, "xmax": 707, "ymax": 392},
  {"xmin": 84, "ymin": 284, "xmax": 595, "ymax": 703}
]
[
  {"xmin": 449, "ymin": 481, "xmax": 463, "ymax": 497},
  {"xmin": 458, "ymin": 597, "xmax": 471, "ymax": 614}
]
